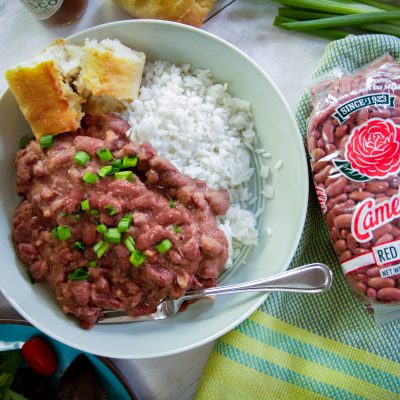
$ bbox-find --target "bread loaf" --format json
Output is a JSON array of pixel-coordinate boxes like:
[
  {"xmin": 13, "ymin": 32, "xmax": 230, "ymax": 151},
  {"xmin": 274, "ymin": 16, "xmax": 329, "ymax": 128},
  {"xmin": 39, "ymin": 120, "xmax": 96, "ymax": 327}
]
[
  {"xmin": 112, "ymin": 0, "xmax": 216, "ymax": 27},
  {"xmin": 5, "ymin": 61, "xmax": 83, "ymax": 139},
  {"xmin": 5, "ymin": 39, "xmax": 145, "ymax": 139}
]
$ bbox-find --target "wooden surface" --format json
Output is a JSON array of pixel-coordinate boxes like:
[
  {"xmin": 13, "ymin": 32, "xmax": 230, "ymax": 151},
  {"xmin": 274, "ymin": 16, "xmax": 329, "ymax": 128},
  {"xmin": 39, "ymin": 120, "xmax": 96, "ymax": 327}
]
[{"xmin": 0, "ymin": 1, "xmax": 329, "ymax": 398}]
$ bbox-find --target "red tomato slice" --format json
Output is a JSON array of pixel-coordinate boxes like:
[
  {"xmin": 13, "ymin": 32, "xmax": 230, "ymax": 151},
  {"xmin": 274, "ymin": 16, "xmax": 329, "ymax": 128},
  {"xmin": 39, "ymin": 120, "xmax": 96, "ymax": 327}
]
[{"xmin": 21, "ymin": 336, "xmax": 58, "ymax": 377}]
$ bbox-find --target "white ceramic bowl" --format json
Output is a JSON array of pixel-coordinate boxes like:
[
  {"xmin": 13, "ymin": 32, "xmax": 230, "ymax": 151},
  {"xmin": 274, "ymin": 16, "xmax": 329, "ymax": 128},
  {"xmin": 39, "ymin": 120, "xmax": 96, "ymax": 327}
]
[{"xmin": 0, "ymin": 20, "xmax": 308, "ymax": 358}]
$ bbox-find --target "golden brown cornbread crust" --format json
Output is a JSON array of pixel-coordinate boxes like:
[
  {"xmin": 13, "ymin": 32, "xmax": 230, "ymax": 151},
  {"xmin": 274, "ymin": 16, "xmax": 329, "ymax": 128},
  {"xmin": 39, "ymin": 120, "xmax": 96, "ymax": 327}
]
[
  {"xmin": 112, "ymin": 0, "xmax": 215, "ymax": 27},
  {"xmin": 5, "ymin": 61, "xmax": 83, "ymax": 139}
]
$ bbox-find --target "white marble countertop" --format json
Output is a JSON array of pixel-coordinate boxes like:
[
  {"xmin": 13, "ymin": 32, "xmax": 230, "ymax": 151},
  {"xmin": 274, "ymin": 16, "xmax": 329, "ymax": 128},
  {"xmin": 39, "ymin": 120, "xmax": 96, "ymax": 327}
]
[{"xmin": 0, "ymin": 1, "xmax": 329, "ymax": 399}]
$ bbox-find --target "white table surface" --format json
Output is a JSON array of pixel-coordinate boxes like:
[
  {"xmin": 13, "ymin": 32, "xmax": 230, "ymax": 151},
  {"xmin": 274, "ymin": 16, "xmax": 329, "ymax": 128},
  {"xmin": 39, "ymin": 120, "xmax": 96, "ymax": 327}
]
[{"xmin": 0, "ymin": 1, "xmax": 329, "ymax": 399}]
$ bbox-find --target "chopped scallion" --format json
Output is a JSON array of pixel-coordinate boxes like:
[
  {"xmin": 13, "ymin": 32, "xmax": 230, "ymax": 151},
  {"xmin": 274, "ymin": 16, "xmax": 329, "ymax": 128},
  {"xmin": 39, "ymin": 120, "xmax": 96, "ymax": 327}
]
[
  {"xmin": 19, "ymin": 135, "xmax": 31, "ymax": 149},
  {"xmin": 90, "ymin": 209, "xmax": 100, "ymax": 216},
  {"xmin": 61, "ymin": 211, "xmax": 82, "ymax": 221},
  {"xmin": 104, "ymin": 228, "xmax": 121, "ymax": 244},
  {"xmin": 67, "ymin": 267, "xmax": 89, "ymax": 281},
  {"xmin": 96, "ymin": 224, "xmax": 108, "ymax": 234},
  {"xmin": 51, "ymin": 225, "xmax": 71, "ymax": 241},
  {"xmin": 58, "ymin": 225, "xmax": 71, "ymax": 241},
  {"xmin": 130, "ymin": 250, "xmax": 147, "ymax": 267},
  {"xmin": 169, "ymin": 197, "xmax": 175, "ymax": 208},
  {"xmin": 81, "ymin": 199, "xmax": 90, "ymax": 211},
  {"xmin": 124, "ymin": 236, "xmax": 135, "ymax": 253},
  {"xmin": 97, "ymin": 148, "xmax": 113, "ymax": 161},
  {"xmin": 39, "ymin": 134, "xmax": 55, "ymax": 149},
  {"xmin": 73, "ymin": 151, "xmax": 90, "ymax": 166},
  {"xmin": 104, "ymin": 205, "xmax": 118, "ymax": 216},
  {"xmin": 51, "ymin": 227, "xmax": 59, "ymax": 239},
  {"xmin": 156, "ymin": 239, "xmax": 172, "ymax": 254},
  {"xmin": 73, "ymin": 241, "xmax": 85, "ymax": 251},
  {"xmin": 173, "ymin": 225, "xmax": 181, "ymax": 234},
  {"xmin": 98, "ymin": 166, "xmax": 114, "ymax": 178},
  {"xmin": 83, "ymin": 171, "xmax": 99, "ymax": 184},
  {"xmin": 115, "ymin": 171, "xmax": 135, "ymax": 182},
  {"xmin": 112, "ymin": 159, "xmax": 123, "ymax": 169},
  {"xmin": 27, "ymin": 272, "xmax": 35, "ymax": 284},
  {"xmin": 117, "ymin": 214, "xmax": 132, "ymax": 233},
  {"xmin": 122, "ymin": 156, "xmax": 138, "ymax": 168},
  {"xmin": 87, "ymin": 260, "xmax": 97, "ymax": 268},
  {"xmin": 93, "ymin": 240, "xmax": 109, "ymax": 259}
]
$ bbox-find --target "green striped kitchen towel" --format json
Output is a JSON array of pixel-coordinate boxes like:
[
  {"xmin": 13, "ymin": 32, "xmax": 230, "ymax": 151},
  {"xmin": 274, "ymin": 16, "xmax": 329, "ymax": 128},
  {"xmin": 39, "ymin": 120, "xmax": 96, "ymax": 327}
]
[{"xmin": 195, "ymin": 35, "xmax": 400, "ymax": 400}]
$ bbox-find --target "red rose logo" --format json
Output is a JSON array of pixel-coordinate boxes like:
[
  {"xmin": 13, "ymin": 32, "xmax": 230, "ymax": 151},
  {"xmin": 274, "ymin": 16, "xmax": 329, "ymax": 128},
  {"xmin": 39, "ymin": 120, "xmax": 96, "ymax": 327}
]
[{"xmin": 345, "ymin": 118, "xmax": 400, "ymax": 179}]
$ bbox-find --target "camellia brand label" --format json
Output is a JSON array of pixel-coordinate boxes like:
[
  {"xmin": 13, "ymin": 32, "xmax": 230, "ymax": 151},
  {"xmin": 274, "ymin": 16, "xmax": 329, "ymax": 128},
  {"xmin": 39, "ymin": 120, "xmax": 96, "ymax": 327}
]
[
  {"xmin": 333, "ymin": 93, "xmax": 395, "ymax": 123},
  {"xmin": 21, "ymin": 0, "xmax": 63, "ymax": 20},
  {"xmin": 351, "ymin": 188, "xmax": 400, "ymax": 242}
]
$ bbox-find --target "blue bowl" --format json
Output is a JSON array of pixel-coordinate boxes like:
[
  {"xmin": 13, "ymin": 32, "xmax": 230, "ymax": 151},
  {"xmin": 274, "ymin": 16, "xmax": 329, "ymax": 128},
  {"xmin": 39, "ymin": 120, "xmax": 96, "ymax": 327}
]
[{"xmin": 0, "ymin": 319, "xmax": 137, "ymax": 399}]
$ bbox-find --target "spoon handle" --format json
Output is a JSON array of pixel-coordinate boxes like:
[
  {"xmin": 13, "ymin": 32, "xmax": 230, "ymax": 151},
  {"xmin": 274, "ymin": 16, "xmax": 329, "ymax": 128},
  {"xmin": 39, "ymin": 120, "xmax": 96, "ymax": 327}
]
[{"xmin": 181, "ymin": 263, "xmax": 333, "ymax": 302}]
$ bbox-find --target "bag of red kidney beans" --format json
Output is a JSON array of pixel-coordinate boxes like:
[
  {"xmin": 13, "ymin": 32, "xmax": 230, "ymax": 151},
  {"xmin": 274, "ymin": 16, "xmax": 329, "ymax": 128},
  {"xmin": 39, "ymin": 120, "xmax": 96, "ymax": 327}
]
[{"xmin": 307, "ymin": 54, "xmax": 400, "ymax": 321}]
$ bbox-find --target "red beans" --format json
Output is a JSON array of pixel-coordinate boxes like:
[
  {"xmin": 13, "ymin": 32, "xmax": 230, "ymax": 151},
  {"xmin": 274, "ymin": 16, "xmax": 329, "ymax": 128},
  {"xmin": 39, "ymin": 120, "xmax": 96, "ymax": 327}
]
[
  {"xmin": 21, "ymin": 336, "xmax": 58, "ymax": 377},
  {"xmin": 308, "ymin": 55, "xmax": 400, "ymax": 306}
]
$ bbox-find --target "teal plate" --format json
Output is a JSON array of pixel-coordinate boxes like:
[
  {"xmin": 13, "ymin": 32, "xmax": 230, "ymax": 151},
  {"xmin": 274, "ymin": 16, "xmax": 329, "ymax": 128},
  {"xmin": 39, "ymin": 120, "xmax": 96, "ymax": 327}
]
[{"xmin": 0, "ymin": 319, "xmax": 138, "ymax": 399}]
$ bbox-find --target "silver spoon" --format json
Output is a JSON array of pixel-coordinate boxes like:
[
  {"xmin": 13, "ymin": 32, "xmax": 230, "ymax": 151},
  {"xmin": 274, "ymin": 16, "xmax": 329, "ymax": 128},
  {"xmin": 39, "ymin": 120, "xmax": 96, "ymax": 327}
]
[{"xmin": 98, "ymin": 263, "xmax": 333, "ymax": 324}]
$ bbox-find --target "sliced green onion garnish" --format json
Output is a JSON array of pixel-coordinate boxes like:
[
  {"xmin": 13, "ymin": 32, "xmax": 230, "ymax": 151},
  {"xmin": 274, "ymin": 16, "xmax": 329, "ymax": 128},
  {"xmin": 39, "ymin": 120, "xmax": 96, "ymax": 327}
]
[
  {"xmin": 90, "ymin": 208, "xmax": 100, "ymax": 216},
  {"xmin": 104, "ymin": 228, "xmax": 121, "ymax": 244},
  {"xmin": 51, "ymin": 225, "xmax": 71, "ymax": 241},
  {"xmin": 73, "ymin": 151, "xmax": 90, "ymax": 166},
  {"xmin": 169, "ymin": 197, "xmax": 175, "ymax": 208},
  {"xmin": 104, "ymin": 205, "xmax": 118, "ymax": 216},
  {"xmin": 117, "ymin": 214, "xmax": 132, "ymax": 233},
  {"xmin": 51, "ymin": 227, "xmax": 59, "ymax": 239},
  {"xmin": 81, "ymin": 199, "xmax": 90, "ymax": 211},
  {"xmin": 173, "ymin": 225, "xmax": 181, "ymax": 234},
  {"xmin": 97, "ymin": 148, "xmax": 113, "ymax": 161},
  {"xmin": 122, "ymin": 156, "xmax": 138, "ymax": 168},
  {"xmin": 112, "ymin": 159, "xmax": 123, "ymax": 169},
  {"xmin": 73, "ymin": 241, "xmax": 85, "ymax": 251},
  {"xmin": 93, "ymin": 240, "xmax": 109, "ymax": 259},
  {"xmin": 58, "ymin": 225, "xmax": 71, "ymax": 241},
  {"xmin": 19, "ymin": 136, "xmax": 31, "ymax": 149},
  {"xmin": 67, "ymin": 267, "xmax": 89, "ymax": 281},
  {"xmin": 98, "ymin": 166, "xmax": 114, "ymax": 178},
  {"xmin": 27, "ymin": 272, "xmax": 35, "ymax": 284},
  {"xmin": 96, "ymin": 224, "xmax": 108, "ymax": 234},
  {"xmin": 83, "ymin": 171, "xmax": 99, "ymax": 184},
  {"xmin": 87, "ymin": 260, "xmax": 97, "ymax": 268},
  {"xmin": 39, "ymin": 134, "xmax": 55, "ymax": 149},
  {"xmin": 155, "ymin": 239, "xmax": 172, "ymax": 254},
  {"xmin": 64, "ymin": 211, "xmax": 82, "ymax": 221},
  {"xmin": 124, "ymin": 236, "xmax": 135, "ymax": 253},
  {"xmin": 130, "ymin": 250, "xmax": 147, "ymax": 267},
  {"xmin": 115, "ymin": 171, "xmax": 135, "ymax": 182}
]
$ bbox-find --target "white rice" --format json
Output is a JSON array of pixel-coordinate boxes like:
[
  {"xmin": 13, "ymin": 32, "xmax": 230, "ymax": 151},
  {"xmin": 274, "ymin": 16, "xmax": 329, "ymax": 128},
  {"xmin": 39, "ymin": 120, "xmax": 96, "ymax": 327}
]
[{"xmin": 124, "ymin": 60, "xmax": 260, "ymax": 264}]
